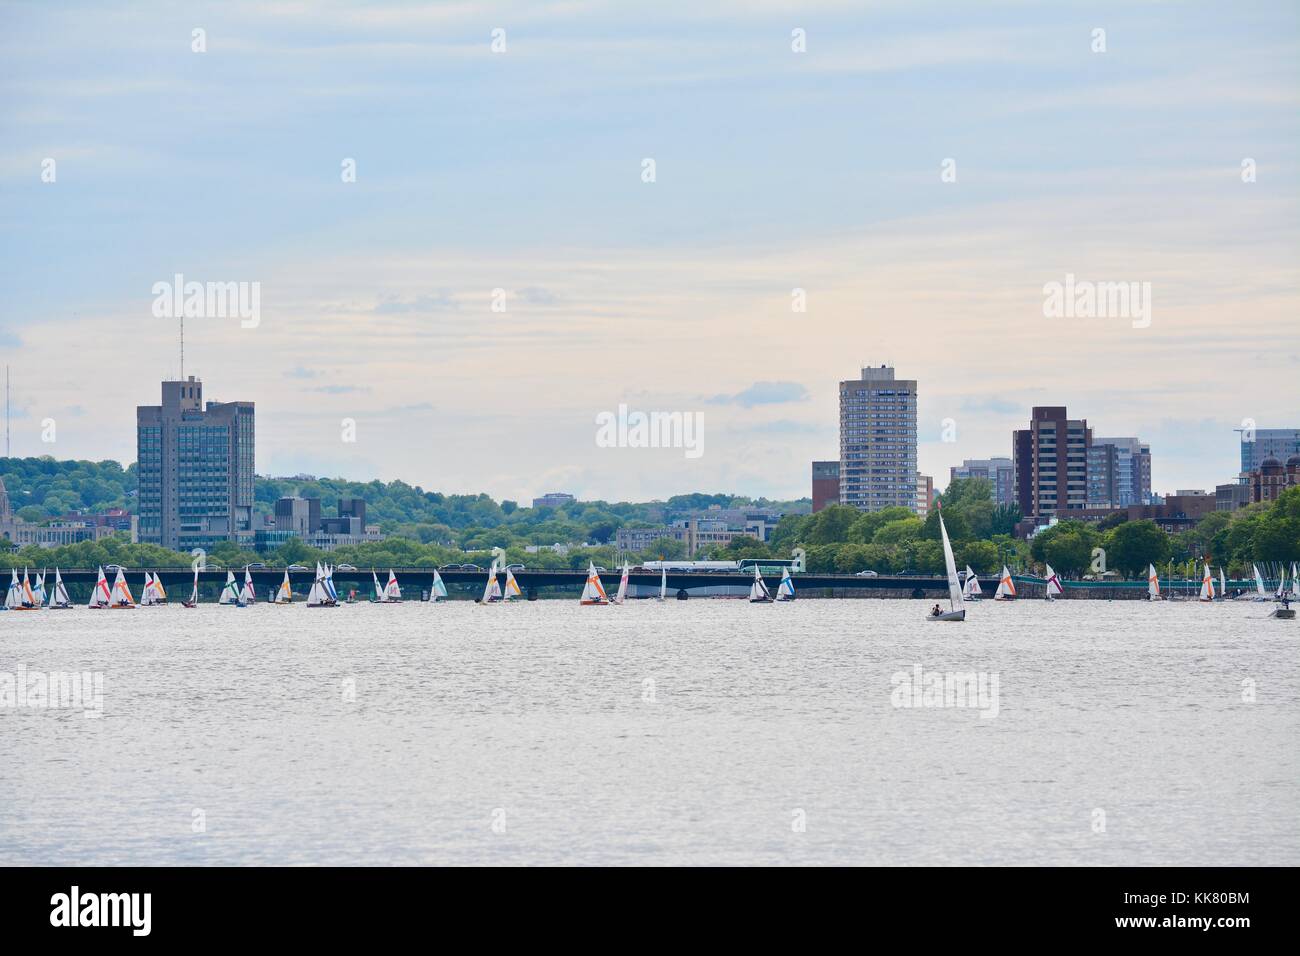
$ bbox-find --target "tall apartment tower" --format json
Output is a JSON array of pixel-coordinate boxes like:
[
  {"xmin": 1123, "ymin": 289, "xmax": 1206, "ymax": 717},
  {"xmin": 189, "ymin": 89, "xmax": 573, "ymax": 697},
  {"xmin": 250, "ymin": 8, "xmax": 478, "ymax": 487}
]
[
  {"xmin": 1012, "ymin": 406, "xmax": 1091, "ymax": 519},
  {"xmin": 137, "ymin": 377, "xmax": 255, "ymax": 551},
  {"xmin": 1240, "ymin": 429, "xmax": 1300, "ymax": 473},
  {"xmin": 1087, "ymin": 437, "xmax": 1152, "ymax": 507},
  {"xmin": 950, "ymin": 457, "xmax": 1015, "ymax": 506},
  {"xmin": 839, "ymin": 365, "xmax": 919, "ymax": 513}
]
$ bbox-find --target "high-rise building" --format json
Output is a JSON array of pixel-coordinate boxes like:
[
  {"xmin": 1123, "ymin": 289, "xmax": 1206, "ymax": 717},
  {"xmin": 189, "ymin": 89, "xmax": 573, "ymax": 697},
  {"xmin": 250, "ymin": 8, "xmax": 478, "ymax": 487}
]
[
  {"xmin": 1087, "ymin": 437, "xmax": 1152, "ymax": 507},
  {"xmin": 137, "ymin": 377, "xmax": 255, "ymax": 551},
  {"xmin": 1240, "ymin": 429, "xmax": 1300, "ymax": 473},
  {"xmin": 839, "ymin": 366, "xmax": 918, "ymax": 513},
  {"xmin": 811, "ymin": 460, "xmax": 839, "ymax": 512},
  {"xmin": 1012, "ymin": 406, "xmax": 1091, "ymax": 519},
  {"xmin": 949, "ymin": 457, "xmax": 1015, "ymax": 506},
  {"xmin": 916, "ymin": 474, "xmax": 934, "ymax": 517}
]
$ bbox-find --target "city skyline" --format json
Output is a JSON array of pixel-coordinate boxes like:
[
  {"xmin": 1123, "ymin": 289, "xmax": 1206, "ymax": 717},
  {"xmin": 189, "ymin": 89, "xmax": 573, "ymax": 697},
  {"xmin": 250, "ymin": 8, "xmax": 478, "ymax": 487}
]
[{"xmin": 3, "ymin": 1, "xmax": 1298, "ymax": 502}]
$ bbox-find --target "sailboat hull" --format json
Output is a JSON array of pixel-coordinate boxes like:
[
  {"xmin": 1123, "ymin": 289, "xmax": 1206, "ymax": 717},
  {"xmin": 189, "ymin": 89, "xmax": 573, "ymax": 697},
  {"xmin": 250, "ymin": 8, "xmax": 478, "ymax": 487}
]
[
  {"xmin": 749, "ymin": 597, "xmax": 773, "ymax": 604},
  {"xmin": 926, "ymin": 609, "xmax": 966, "ymax": 622}
]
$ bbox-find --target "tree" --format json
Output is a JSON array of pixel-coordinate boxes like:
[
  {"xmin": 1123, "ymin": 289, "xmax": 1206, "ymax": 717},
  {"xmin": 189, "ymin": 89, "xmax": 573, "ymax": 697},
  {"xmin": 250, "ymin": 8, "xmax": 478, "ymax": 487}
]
[
  {"xmin": 1030, "ymin": 520, "xmax": 1101, "ymax": 578},
  {"xmin": 1104, "ymin": 520, "xmax": 1169, "ymax": 579}
]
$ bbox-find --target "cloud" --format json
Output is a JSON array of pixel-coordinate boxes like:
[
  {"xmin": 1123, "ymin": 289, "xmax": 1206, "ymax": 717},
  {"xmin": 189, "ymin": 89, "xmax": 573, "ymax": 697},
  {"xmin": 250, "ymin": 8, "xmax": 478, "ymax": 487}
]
[
  {"xmin": 707, "ymin": 381, "xmax": 810, "ymax": 408},
  {"xmin": 286, "ymin": 366, "xmax": 319, "ymax": 379},
  {"xmin": 515, "ymin": 286, "xmax": 560, "ymax": 306},
  {"xmin": 309, "ymin": 385, "xmax": 370, "ymax": 395},
  {"xmin": 373, "ymin": 292, "xmax": 461, "ymax": 314}
]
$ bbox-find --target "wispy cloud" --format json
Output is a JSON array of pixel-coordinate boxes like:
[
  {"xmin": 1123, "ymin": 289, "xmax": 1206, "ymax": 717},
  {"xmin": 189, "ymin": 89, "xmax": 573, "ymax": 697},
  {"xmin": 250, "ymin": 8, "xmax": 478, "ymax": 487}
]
[{"xmin": 708, "ymin": 382, "xmax": 810, "ymax": 408}]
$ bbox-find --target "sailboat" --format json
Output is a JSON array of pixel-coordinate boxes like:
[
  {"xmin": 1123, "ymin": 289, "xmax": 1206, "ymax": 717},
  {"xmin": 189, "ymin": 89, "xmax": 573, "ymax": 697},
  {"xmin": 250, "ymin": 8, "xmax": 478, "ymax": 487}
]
[
  {"xmin": 481, "ymin": 561, "xmax": 503, "ymax": 603},
  {"xmin": 993, "ymin": 565, "xmax": 1016, "ymax": 601},
  {"xmin": 152, "ymin": 572, "xmax": 169, "ymax": 605},
  {"xmin": 32, "ymin": 570, "xmax": 47, "ymax": 608},
  {"xmin": 371, "ymin": 570, "xmax": 387, "ymax": 603},
  {"xmin": 240, "ymin": 567, "xmax": 257, "ymax": 606},
  {"xmin": 109, "ymin": 567, "xmax": 135, "ymax": 609},
  {"xmin": 87, "ymin": 566, "xmax": 111, "ymax": 609},
  {"xmin": 47, "ymin": 568, "xmax": 73, "ymax": 609},
  {"xmin": 1198, "ymin": 562, "xmax": 1215, "ymax": 602},
  {"xmin": 1043, "ymin": 564, "xmax": 1064, "ymax": 601},
  {"xmin": 503, "ymin": 567, "xmax": 523, "ymax": 602},
  {"xmin": 307, "ymin": 562, "xmax": 338, "ymax": 608},
  {"xmin": 962, "ymin": 565, "xmax": 982, "ymax": 602},
  {"xmin": 3, "ymin": 568, "xmax": 23, "ymax": 610},
  {"xmin": 748, "ymin": 565, "xmax": 773, "ymax": 603},
  {"xmin": 219, "ymin": 570, "xmax": 241, "ymax": 606},
  {"xmin": 183, "ymin": 567, "xmax": 199, "ymax": 607},
  {"xmin": 1147, "ymin": 563, "xmax": 1161, "ymax": 601},
  {"xmin": 140, "ymin": 571, "xmax": 158, "ymax": 607},
  {"xmin": 273, "ymin": 570, "xmax": 293, "ymax": 604},
  {"xmin": 1249, "ymin": 564, "xmax": 1269, "ymax": 602},
  {"xmin": 612, "ymin": 563, "xmax": 630, "ymax": 605},
  {"xmin": 776, "ymin": 566, "xmax": 796, "ymax": 602},
  {"xmin": 1291, "ymin": 563, "xmax": 1300, "ymax": 601},
  {"xmin": 579, "ymin": 562, "xmax": 609, "ymax": 606},
  {"xmin": 1217, "ymin": 567, "xmax": 1227, "ymax": 602},
  {"xmin": 428, "ymin": 568, "xmax": 448, "ymax": 603},
  {"xmin": 384, "ymin": 570, "xmax": 402, "ymax": 603},
  {"xmin": 16, "ymin": 568, "xmax": 40, "ymax": 610},
  {"xmin": 927, "ymin": 506, "xmax": 965, "ymax": 621},
  {"xmin": 657, "ymin": 567, "xmax": 667, "ymax": 602}
]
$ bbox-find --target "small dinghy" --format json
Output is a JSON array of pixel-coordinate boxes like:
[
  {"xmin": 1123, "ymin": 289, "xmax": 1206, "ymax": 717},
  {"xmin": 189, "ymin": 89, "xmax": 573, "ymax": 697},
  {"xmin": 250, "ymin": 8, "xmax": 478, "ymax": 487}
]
[{"xmin": 926, "ymin": 505, "xmax": 965, "ymax": 622}]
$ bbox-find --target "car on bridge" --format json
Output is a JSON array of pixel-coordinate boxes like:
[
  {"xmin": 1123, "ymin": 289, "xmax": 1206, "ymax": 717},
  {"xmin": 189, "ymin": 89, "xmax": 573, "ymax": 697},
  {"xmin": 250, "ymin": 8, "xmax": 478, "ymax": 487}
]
[
  {"xmin": 505, "ymin": 564, "xmax": 526, "ymax": 572},
  {"xmin": 337, "ymin": 564, "xmax": 358, "ymax": 571},
  {"xmin": 855, "ymin": 570, "xmax": 879, "ymax": 577},
  {"xmin": 287, "ymin": 565, "xmax": 309, "ymax": 572}
]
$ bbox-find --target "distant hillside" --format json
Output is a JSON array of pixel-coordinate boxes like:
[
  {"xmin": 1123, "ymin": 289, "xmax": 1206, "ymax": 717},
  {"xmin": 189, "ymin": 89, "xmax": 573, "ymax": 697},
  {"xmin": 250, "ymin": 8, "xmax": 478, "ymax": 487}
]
[{"xmin": 1, "ymin": 456, "xmax": 810, "ymax": 548}]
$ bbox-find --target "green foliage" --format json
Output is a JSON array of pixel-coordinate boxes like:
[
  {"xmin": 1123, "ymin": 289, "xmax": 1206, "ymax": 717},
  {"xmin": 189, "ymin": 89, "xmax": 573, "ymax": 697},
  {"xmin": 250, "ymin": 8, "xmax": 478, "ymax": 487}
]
[
  {"xmin": 1030, "ymin": 520, "xmax": 1101, "ymax": 578},
  {"xmin": 1103, "ymin": 520, "xmax": 1169, "ymax": 578},
  {"xmin": 0, "ymin": 456, "xmax": 135, "ymax": 517}
]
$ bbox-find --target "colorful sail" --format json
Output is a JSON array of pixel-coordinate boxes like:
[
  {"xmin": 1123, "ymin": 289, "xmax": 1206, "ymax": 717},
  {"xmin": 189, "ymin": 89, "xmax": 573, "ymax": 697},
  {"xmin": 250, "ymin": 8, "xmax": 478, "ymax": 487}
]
[
  {"xmin": 503, "ymin": 567, "xmax": 522, "ymax": 601},
  {"xmin": 1199, "ymin": 562, "xmax": 1215, "ymax": 602},
  {"xmin": 111, "ymin": 567, "xmax": 135, "ymax": 607},
  {"xmin": 429, "ymin": 569, "xmax": 448, "ymax": 602},
  {"xmin": 777, "ymin": 566, "xmax": 795, "ymax": 601},
  {"xmin": 994, "ymin": 565, "xmax": 1016, "ymax": 600},
  {"xmin": 579, "ymin": 563, "xmax": 609, "ymax": 605},
  {"xmin": 962, "ymin": 565, "xmax": 982, "ymax": 599},
  {"xmin": 1043, "ymin": 564, "xmax": 1063, "ymax": 599},
  {"xmin": 275, "ymin": 570, "xmax": 293, "ymax": 604},
  {"xmin": 1147, "ymin": 563, "xmax": 1160, "ymax": 600},
  {"xmin": 613, "ymin": 563, "xmax": 630, "ymax": 605},
  {"xmin": 748, "ymin": 565, "xmax": 772, "ymax": 603},
  {"xmin": 384, "ymin": 570, "xmax": 402, "ymax": 601},
  {"xmin": 87, "ymin": 567, "xmax": 111, "ymax": 608},
  {"xmin": 219, "ymin": 570, "xmax": 240, "ymax": 605}
]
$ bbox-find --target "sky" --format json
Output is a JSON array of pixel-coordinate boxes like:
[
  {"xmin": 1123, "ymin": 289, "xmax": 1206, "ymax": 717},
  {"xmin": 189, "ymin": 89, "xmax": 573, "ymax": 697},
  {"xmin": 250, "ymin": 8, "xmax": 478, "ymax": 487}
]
[{"xmin": 2, "ymin": 0, "xmax": 1297, "ymax": 504}]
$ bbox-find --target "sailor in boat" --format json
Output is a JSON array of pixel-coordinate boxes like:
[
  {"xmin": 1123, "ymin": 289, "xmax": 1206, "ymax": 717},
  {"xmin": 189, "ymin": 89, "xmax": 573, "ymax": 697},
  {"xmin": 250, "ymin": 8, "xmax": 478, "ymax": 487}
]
[{"xmin": 930, "ymin": 603, "xmax": 943, "ymax": 617}]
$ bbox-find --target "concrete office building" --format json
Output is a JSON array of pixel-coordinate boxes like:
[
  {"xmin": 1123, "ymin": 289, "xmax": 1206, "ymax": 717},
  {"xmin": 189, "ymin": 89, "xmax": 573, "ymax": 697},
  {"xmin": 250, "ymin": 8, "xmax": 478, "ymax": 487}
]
[
  {"xmin": 1012, "ymin": 407, "xmax": 1092, "ymax": 519},
  {"xmin": 839, "ymin": 366, "xmax": 918, "ymax": 513},
  {"xmin": 137, "ymin": 377, "xmax": 255, "ymax": 551},
  {"xmin": 274, "ymin": 496, "xmax": 322, "ymax": 536}
]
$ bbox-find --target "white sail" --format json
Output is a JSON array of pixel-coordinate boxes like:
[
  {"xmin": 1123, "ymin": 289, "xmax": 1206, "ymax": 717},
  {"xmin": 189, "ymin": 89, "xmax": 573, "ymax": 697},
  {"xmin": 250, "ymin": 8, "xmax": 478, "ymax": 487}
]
[
  {"xmin": 1147, "ymin": 563, "xmax": 1160, "ymax": 600},
  {"xmin": 962, "ymin": 565, "xmax": 982, "ymax": 598},
  {"xmin": 994, "ymin": 565, "xmax": 1016, "ymax": 600},
  {"xmin": 307, "ymin": 563, "xmax": 327, "ymax": 606},
  {"xmin": 748, "ymin": 565, "xmax": 772, "ymax": 602},
  {"xmin": 579, "ymin": 562, "xmax": 608, "ymax": 605},
  {"xmin": 1291, "ymin": 563, "xmax": 1299, "ymax": 600},
  {"xmin": 323, "ymin": 564, "xmax": 339, "ymax": 603},
  {"xmin": 1219, "ymin": 567, "xmax": 1226, "ymax": 600},
  {"xmin": 1199, "ymin": 563, "xmax": 1214, "ymax": 601},
  {"xmin": 240, "ymin": 568, "xmax": 256, "ymax": 605},
  {"xmin": 1043, "ymin": 564, "xmax": 1063, "ymax": 599},
  {"xmin": 503, "ymin": 568, "xmax": 522, "ymax": 601},
  {"xmin": 939, "ymin": 511, "xmax": 964, "ymax": 610},
  {"xmin": 87, "ymin": 567, "xmax": 110, "ymax": 608},
  {"xmin": 1253, "ymin": 564, "xmax": 1267, "ymax": 597},
  {"xmin": 613, "ymin": 563, "xmax": 629, "ymax": 605},
  {"xmin": 275, "ymin": 570, "xmax": 293, "ymax": 604},
  {"xmin": 111, "ymin": 567, "xmax": 134, "ymax": 607},
  {"xmin": 140, "ymin": 572, "xmax": 157, "ymax": 606},
  {"xmin": 429, "ymin": 569, "xmax": 448, "ymax": 602},
  {"xmin": 50, "ymin": 568, "xmax": 71, "ymax": 608},
  {"xmin": 372, "ymin": 570, "xmax": 385, "ymax": 602},
  {"xmin": 659, "ymin": 567, "xmax": 667, "ymax": 601},
  {"xmin": 385, "ymin": 570, "xmax": 402, "ymax": 601},
  {"xmin": 777, "ymin": 566, "xmax": 795, "ymax": 601},
  {"xmin": 188, "ymin": 567, "xmax": 199, "ymax": 605},
  {"xmin": 482, "ymin": 561, "xmax": 500, "ymax": 603},
  {"xmin": 219, "ymin": 570, "xmax": 239, "ymax": 605},
  {"xmin": 4, "ymin": 568, "xmax": 20, "ymax": 609},
  {"xmin": 33, "ymin": 571, "xmax": 46, "ymax": 606},
  {"xmin": 1276, "ymin": 566, "xmax": 1289, "ymax": 601}
]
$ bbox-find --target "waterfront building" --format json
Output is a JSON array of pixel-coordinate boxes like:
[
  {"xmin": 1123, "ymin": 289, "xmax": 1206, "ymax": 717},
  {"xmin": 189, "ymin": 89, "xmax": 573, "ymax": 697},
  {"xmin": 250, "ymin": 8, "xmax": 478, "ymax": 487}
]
[
  {"xmin": 137, "ymin": 377, "xmax": 255, "ymax": 551},
  {"xmin": 839, "ymin": 366, "xmax": 919, "ymax": 513},
  {"xmin": 949, "ymin": 458, "xmax": 1014, "ymax": 506},
  {"xmin": 0, "ymin": 516, "xmax": 120, "ymax": 547},
  {"xmin": 1087, "ymin": 437, "xmax": 1152, "ymax": 507},
  {"xmin": 274, "ymin": 496, "xmax": 321, "ymax": 536},
  {"xmin": 1240, "ymin": 428, "xmax": 1300, "ymax": 472},
  {"xmin": 1012, "ymin": 406, "xmax": 1092, "ymax": 520},
  {"xmin": 811, "ymin": 460, "xmax": 839, "ymax": 513},
  {"xmin": 1215, "ymin": 479, "xmax": 1252, "ymax": 511}
]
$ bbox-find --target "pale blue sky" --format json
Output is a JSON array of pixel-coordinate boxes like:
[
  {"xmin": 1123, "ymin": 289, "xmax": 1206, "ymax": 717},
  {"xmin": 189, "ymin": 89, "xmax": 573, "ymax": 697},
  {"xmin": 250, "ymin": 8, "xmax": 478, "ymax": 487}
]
[{"xmin": 2, "ymin": 1, "xmax": 1297, "ymax": 501}]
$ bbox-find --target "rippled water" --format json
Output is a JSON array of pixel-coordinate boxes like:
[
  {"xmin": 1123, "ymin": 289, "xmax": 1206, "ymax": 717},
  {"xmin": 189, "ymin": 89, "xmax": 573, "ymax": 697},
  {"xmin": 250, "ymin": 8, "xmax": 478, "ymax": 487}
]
[{"xmin": 2, "ymin": 597, "xmax": 1297, "ymax": 866}]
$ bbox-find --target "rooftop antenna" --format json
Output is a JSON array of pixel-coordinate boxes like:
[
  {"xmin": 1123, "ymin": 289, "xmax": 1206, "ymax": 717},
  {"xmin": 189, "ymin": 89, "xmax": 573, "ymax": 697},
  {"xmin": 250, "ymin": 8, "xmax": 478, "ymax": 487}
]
[
  {"xmin": 180, "ymin": 315, "xmax": 184, "ymax": 380},
  {"xmin": 5, "ymin": 364, "xmax": 9, "ymax": 459}
]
